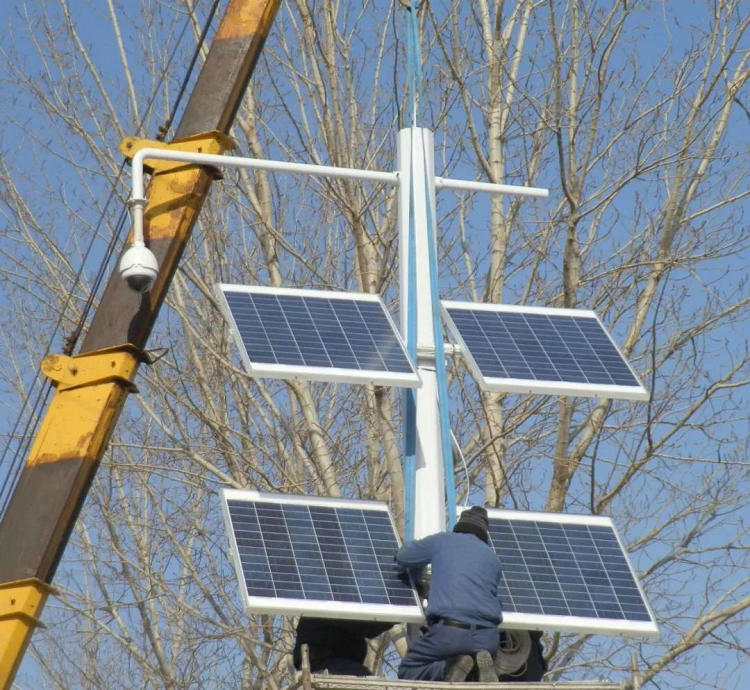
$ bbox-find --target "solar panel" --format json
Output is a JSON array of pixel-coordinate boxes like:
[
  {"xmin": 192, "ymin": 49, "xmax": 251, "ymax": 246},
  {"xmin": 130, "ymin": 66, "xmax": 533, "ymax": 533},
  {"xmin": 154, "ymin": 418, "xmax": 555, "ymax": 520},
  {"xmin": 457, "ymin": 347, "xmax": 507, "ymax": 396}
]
[
  {"xmin": 474, "ymin": 508, "xmax": 658, "ymax": 636},
  {"xmin": 221, "ymin": 489, "xmax": 424, "ymax": 623},
  {"xmin": 217, "ymin": 284, "xmax": 419, "ymax": 388},
  {"xmin": 442, "ymin": 302, "xmax": 648, "ymax": 401}
]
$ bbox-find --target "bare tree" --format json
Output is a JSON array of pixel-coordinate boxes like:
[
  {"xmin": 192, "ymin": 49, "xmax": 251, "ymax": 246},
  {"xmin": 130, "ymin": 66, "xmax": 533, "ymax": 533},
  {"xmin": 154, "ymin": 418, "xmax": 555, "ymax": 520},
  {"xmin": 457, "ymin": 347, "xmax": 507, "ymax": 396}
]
[{"xmin": 0, "ymin": 1, "xmax": 747, "ymax": 688}]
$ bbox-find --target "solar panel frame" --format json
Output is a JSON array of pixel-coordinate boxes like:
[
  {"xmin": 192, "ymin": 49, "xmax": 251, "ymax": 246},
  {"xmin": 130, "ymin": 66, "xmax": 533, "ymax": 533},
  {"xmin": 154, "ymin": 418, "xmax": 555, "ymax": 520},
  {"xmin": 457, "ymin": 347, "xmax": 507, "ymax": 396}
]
[
  {"xmin": 466, "ymin": 507, "xmax": 659, "ymax": 637},
  {"xmin": 442, "ymin": 301, "xmax": 649, "ymax": 401},
  {"xmin": 221, "ymin": 489, "xmax": 425, "ymax": 623},
  {"xmin": 217, "ymin": 284, "xmax": 420, "ymax": 388}
]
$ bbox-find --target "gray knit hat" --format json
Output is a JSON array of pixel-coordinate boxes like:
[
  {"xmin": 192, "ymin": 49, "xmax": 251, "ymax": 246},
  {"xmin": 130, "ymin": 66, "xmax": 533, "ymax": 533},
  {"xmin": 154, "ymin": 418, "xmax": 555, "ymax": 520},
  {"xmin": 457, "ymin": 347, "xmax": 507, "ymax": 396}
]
[{"xmin": 453, "ymin": 506, "xmax": 489, "ymax": 543}]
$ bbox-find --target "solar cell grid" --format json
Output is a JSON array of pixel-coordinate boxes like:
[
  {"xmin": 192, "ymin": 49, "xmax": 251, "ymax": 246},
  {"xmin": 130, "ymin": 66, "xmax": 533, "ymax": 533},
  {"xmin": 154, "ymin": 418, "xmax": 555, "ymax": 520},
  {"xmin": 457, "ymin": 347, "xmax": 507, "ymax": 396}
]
[
  {"xmin": 479, "ymin": 509, "xmax": 658, "ymax": 636},
  {"xmin": 222, "ymin": 490, "xmax": 423, "ymax": 622},
  {"xmin": 217, "ymin": 285, "xmax": 419, "ymax": 388},
  {"xmin": 442, "ymin": 302, "xmax": 649, "ymax": 400}
]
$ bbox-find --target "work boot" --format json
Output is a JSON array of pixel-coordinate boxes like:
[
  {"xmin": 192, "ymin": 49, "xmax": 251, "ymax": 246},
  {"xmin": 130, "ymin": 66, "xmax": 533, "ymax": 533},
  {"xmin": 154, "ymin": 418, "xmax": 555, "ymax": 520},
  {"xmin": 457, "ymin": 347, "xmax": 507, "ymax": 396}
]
[
  {"xmin": 475, "ymin": 650, "xmax": 499, "ymax": 683},
  {"xmin": 444, "ymin": 654, "xmax": 474, "ymax": 682}
]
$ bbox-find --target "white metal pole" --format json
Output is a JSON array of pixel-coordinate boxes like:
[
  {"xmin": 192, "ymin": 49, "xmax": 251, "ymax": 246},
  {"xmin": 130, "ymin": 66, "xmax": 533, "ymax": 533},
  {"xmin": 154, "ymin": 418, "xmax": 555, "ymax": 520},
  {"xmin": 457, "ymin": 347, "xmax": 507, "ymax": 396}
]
[{"xmin": 398, "ymin": 127, "xmax": 445, "ymax": 540}]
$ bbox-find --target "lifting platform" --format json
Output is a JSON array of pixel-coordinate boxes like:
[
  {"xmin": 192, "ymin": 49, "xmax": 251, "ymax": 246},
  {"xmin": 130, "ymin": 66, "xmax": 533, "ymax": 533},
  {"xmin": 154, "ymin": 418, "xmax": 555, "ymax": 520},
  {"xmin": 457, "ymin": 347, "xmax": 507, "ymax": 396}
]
[
  {"xmin": 289, "ymin": 646, "xmax": 628, "ymax": 690},
  {"xmin": 292, "ymin": 674, "xmax": 626, "ymax": 690}
]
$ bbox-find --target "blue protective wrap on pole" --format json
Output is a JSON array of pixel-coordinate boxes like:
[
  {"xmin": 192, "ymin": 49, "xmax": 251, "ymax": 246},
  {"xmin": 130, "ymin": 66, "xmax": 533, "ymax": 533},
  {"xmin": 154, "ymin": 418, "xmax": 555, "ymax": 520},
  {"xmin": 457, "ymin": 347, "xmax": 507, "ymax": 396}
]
[
  {"xmin": 403, "ymin": 387, "xmax": 416, "ymax": 542},
  {"xmin": 419, "ymin": 136, "xmax": 458, "ymax": 528}
]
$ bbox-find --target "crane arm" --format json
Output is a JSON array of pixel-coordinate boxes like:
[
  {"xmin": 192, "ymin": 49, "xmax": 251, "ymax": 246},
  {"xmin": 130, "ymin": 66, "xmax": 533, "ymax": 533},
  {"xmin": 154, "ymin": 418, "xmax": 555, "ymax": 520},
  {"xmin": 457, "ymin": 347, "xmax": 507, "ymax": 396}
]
[{"xmin": 0, "ymin": 2, "xmax": 280, "ymax": 687}]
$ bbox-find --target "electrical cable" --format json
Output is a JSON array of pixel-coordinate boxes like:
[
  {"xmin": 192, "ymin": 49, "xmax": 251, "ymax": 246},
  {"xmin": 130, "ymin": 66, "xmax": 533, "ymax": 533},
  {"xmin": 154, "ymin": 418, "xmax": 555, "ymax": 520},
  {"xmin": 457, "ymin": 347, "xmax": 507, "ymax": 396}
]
[
  {"xmin": 0, "ymin": 2, "xmax": 221, "ymax": 518},
  {"xmin": 450, "ymin": 430, "xmax": 471, "ymax": 506}
]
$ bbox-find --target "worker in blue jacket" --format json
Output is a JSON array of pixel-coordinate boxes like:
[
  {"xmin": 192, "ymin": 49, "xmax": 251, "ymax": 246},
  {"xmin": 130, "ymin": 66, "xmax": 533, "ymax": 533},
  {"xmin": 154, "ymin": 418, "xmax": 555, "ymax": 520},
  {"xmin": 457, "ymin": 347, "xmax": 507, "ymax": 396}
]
[{"xmin": 395, "ymin": 506, "xmax": 502, "ymax": 682}]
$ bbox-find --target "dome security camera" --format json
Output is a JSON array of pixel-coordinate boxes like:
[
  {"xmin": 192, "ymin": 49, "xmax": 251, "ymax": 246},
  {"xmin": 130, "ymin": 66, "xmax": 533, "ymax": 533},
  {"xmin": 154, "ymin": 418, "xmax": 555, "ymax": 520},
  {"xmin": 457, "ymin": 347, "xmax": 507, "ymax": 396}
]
[{"xmin": 119, "ymin": 242, "xmax": 159, "ymax": 293}]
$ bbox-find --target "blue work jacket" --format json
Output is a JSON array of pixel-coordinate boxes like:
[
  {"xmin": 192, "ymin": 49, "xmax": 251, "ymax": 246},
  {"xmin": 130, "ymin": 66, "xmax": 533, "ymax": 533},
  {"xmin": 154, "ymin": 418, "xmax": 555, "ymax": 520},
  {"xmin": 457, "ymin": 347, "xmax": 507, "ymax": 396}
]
[{"xmin": 396, "ymin": 531, "xmax": 503, "ymax": 627}]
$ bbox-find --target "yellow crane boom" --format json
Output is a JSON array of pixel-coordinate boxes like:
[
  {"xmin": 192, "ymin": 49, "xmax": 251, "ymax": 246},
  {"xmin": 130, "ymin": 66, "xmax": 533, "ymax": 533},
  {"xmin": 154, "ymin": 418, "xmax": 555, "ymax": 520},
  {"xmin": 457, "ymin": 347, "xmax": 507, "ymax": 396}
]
[{"xmin": 0, "ymin": 2, "xmax": 280, "ymax": 686}]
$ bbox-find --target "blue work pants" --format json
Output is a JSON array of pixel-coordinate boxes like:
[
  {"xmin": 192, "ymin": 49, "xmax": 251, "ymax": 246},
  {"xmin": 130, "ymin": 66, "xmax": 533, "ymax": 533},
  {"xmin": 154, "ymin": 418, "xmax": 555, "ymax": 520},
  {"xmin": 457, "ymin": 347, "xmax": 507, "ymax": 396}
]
[{"xmin": 397, "ymin": 620, "xmax": 499, "ymax": 681}]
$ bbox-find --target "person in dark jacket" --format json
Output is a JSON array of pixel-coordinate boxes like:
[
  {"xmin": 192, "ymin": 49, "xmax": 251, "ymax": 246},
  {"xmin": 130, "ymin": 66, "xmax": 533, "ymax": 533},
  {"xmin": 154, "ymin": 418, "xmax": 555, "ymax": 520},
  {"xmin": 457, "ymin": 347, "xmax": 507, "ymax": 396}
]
[
  {"xmin": 395, "ymin": 506, "xmax": 502, "ymax": 682},
  {"xmin": 292, "ymin": 617, "xmax": 392, "ymax": 676}
]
